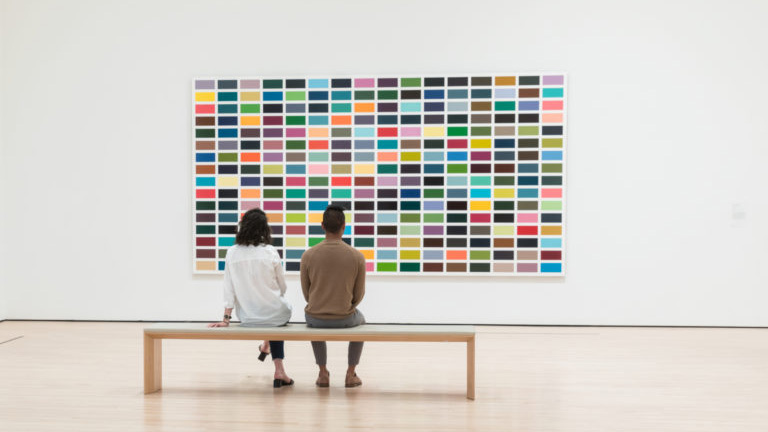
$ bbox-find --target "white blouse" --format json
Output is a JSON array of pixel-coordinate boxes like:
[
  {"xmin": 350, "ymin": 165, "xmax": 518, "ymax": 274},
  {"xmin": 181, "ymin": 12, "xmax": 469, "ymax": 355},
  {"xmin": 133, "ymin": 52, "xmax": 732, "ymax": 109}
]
[{"xmin": 223, "ymin": 244, "xmax": 292, "ymax": 326}]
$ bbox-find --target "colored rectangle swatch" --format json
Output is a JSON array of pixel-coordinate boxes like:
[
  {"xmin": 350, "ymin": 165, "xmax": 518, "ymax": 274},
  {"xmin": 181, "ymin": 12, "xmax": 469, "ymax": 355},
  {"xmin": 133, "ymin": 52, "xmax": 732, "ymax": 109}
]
[{"xmin": 193, "ymin": 74, "xmax": 566, "ymax": 275}]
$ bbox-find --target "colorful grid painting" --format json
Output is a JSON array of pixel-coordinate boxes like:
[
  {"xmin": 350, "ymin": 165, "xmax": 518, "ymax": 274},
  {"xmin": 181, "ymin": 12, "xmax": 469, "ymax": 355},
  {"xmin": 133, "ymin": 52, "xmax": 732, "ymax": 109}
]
[{"xmin": 193, "ymin": 74, "xmax": 566, "ymax": 275}]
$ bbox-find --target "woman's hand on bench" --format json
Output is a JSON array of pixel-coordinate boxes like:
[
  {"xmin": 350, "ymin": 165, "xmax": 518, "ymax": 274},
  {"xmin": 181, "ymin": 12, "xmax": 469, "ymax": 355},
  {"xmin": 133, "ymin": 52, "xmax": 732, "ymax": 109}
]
[{"xmin": 208, "ymin": 321, "xmax": 230, "ymax": 328}]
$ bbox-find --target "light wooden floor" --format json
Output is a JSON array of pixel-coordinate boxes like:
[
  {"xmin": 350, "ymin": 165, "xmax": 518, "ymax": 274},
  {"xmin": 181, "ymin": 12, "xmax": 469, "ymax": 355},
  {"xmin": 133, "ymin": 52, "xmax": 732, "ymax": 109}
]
[{"xmin": 0, "ymin": 322, "xmax": 766, "ymax": 432}]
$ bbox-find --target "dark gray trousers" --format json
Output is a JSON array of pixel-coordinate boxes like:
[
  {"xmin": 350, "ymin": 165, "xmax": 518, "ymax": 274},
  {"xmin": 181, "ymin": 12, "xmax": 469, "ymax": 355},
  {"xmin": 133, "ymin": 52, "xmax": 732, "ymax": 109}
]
[{"xmin": 305, "ymin": 309, "xmax": 365, "ymax": 366}]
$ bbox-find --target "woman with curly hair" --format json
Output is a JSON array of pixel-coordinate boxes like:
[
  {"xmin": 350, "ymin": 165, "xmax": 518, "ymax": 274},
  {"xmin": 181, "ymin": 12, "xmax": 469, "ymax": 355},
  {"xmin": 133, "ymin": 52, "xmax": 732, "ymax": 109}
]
[{"xmin": 208, "ymin": 208, "xmax": 294, "ymax": 388}]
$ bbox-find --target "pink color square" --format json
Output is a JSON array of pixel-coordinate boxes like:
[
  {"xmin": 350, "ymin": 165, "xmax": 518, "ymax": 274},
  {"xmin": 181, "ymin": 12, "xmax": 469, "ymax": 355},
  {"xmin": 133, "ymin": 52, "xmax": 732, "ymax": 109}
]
[
  {"xmin": 355, "ymin": 189, "xmax": 375, "ymax": 198},
  {"xmin": 262, "ymin": 201, "xmax": 283, "ymax": 211},
  {"xmin": 517, "ymin": 213, "xmax": 539, "ymax": 223},
  {"xmin": 543, "ymin": 100, "xmax": 564, "ymax": 111},
  {"xmin": 263, "ymin": 140, "xmax": 283, "ymax": 150},
  {"xmin": 377, "ymin": 238, "xmax": 397, "ymax": 247},
  {"xmin": 365, "ymin": 262, "xmax": 374, "ymax": 272},
  {"xmin": 195, "ymin": 104, "xmax": 215, "ymax": 114},
  {"xmin": 241, "ymin": 201, "xmax": 260, "ymax": 211},
  {"xmin": 401, "ymin": 127, "xmax": 421, "ymax": 137},
  {"xmin": 378, "ymin": 176, "xmax": 397, "ymax": 186},
  {"xmin": 542, "ymin": 188, "xmax": 562, "ymax": 198},
  {"xmin": 286, "ymin": 177, "xmax": 306, "ymax": 186},
  {"xmin": 240, "ymin": 79, "xmax": 260, "ymax": 89},
  {"xmin": 355, "ymin": 78, "xmax": 375, "ymax": 88},
  {"xmin": 286, "ymin": 128, "xmax": 306, "ymax": 138},
  {"xmin": 517, "ymin": 263, "xmax": 538, "ymax": 273},
  {"xmin": 308, "ymin": 164, "xmax": 329, "ymax": 174}
]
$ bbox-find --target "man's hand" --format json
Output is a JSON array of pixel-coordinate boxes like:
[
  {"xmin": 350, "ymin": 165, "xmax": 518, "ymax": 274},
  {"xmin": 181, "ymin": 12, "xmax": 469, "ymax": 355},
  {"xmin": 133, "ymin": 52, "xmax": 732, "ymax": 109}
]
[{"xmin": 208, "ymin": 321, "xmax": 230, "ymax": 328}]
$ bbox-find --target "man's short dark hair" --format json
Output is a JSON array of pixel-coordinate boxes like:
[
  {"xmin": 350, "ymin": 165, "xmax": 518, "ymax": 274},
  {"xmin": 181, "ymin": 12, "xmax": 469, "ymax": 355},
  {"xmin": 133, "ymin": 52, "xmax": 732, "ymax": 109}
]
[{"xmin": 322, "ymin": 205, "xmax": 346, "ymax": 234}]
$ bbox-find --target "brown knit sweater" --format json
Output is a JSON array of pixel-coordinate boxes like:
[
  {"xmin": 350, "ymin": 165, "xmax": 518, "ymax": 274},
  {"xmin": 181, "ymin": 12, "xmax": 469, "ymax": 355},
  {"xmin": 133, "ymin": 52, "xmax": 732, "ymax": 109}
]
[{"xmin": 300, "ymin": 238, "xmax": 366, "ymax": 319}]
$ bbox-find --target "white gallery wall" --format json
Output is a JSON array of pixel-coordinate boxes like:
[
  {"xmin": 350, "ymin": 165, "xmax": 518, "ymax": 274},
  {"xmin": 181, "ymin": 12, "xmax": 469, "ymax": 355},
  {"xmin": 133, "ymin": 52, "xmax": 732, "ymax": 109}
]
[{"xmin": 1, "ymin": 0, "xmax": 767, "ymax": 326}]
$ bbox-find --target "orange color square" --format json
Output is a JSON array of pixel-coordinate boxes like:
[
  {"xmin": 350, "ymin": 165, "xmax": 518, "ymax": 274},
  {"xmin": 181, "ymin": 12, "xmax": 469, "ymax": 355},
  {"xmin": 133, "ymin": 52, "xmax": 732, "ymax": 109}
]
[
  {"xmin": 309, "ymin": 140, "xmax": 329, "ymax": 150},
  {"xmin": 241, "ymin": 152, "xmax": 261, "ymax": 162},
  {"xmin": 361, "ymin": 250, "xmax": 374, "ymax": 260},
  {"xmin": 354, "ymin": 102, "xmax": 375, "ymax": 112},
  {"xmin": 377, "ymin": 152, "xmax": 398, "ymax": 162},
  {"xmin": 332, "ymin": 115, "xmax": 352, "ymax": 125},
  {"xmin": 241, "ymin": 189, "xmax": 261, "ymax": 199},
  {"xmin": 446, "ymin": 250, "xmax": 467, "ymax": 260},
  {"xmin": 266, "ymin": 213, "xmax": 284, "ymax": 223}
]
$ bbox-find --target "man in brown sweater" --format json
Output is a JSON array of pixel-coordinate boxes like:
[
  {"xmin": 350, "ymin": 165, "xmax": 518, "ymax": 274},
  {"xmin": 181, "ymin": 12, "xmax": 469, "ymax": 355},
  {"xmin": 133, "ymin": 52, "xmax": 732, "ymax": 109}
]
[{"xmin": 300, "ymin": 205, "xmax": 366, "ymax": 388}]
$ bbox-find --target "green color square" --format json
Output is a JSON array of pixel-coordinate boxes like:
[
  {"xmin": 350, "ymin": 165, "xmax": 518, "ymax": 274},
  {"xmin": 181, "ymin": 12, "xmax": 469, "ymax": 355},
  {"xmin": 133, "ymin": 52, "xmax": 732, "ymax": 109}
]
[
  {"xmin": 400, "ymin": 214, "xmax": 420, "ymax": 223},
  {"xmin": 196, "ymin": 129, "xmax": 214, "ymax": 138},
  {"xmin": 308, "ymin": 152, "xmax": 328, "ymax": 162},
  {"xmin": 332, "ymin": 103, "xmax": 352, "ymax": 113},
  {"xmin": 378, "ymin": 164, "xmax": 398, "ymax": 174},
  {"xmin": 542, "ymin": 163, "xmax": 563, "ymax": 173},
  {"xmin": 447, "ymin": 214, "xmax": 467, "ymax": 223},
  {"xmin": 541, "ymin": 200, "xmax": 563, "ymax": 211},
  {"xmin": 470, "ymin": 250, "xmax": 491, "ymax": 260},
  {"xmin": 331, "ymin": 189, "xmax": 352, "ymax": 198},
  {"xmin": 286, "ymin": 116, "xmax": 306, "ymax": 125},
  {"xmin": 448, "ymin": 127, "xmax": 468, "ymax": 136},
  {"xmin": 241, "ymin": 165, "xmax": 260, "ymax": 174},
  {"xmin": 447, "ymin": 164, "xmax": 468, "ymax": 173},
  {"xmin": 240, "ymin": 104, "xmax": 261, "ymax": 114},
  {"xmin": 218, "ymin": 153, "xmax": 238, "ymax": 162},
  {"xmin": 354, "ymin": 90, "xmax": 375, "ymax": 100},
  {"xmin": 286, "ymin": 213, "xmax": 306, "ymax": 223},
  {"xmin": 470, "ymin": 176, "xmax": 491, "ymax": 186},
  {"xmin": 308, "ymin": 177, "xmax": 328, "ymax": 186},
  {"xmin": 400, "ymin": 226, "xmax": 420, "ymax": 235},
  {"xmin": 495, "ymin": 176, "xmax": 515, "ymax": 186},
  {"xmin": 286, "ymin": 189, "xmax": 306, "ymax": 199},
  {"xmin": 196, "ymin": 201, "xmax": 215, "ymax": 211},
  {"xmin": 218, "ymin": 249, "xmax": 228, "ymax": 259},
  {"xmin": 331, "ymin": 128, "xmax": 351, "ymax": 137},
  {"xmin": 469, "ymin": 263, "xmax": 491, "ymax": 272},
  {"xmin": 309, "ymin": 237, "xmax": 324, "ymax": 247},
  {"xmin": 518, "ymin": 126, "xmax": 540, "ymax": 136},
  {"xmin": 401, "ymin": 202, "xmax": 420, "ymax": 211},
  {"xmin": 495, "ymin": 101, "xmax": 516, "ymax": 111},
  {"xmin": 399, "ymin": 262, "xmax": 420, "ymax": 272},
  {"xmin": 286, "ymin": 140, "xmax": 306, "ymax": 150},
  {"xmin": 263, "ymin": 79, "xmax": 282, "ymax": 89},
  {"xmin": 400, "ymin": 78, "xmax": 421, "ymax": 87},
  {"xmin": 196, "ymin": 225, "xmax": 215, "ymax": 234},
  {"xmin": 377, "ymin": 90, "xmax": 398, "ymax": 100},
  {"xmin": 263, "ymin": 190, "xmax": 283, "ymax": 198},
  {"xmin": 377, "ymin": 262, "xmax": 397, "ymax": 272},
  {"xmin": 423, "ymin": 213, "xmax": 444, "ymax": 223},
  {"xmin": 285, "ymin": 91, "xmax": 306, "ymax": 101},
  {"xmin": 471, "ymin": 126, "xmax": 492, "ymax": 136},
  {"xmin": 495, "ymin": 201, "xmax": 515, "ymax": 210},
  {"xmin": 354, "ymin": 238, "xmax": 374, "ymax": 247},
  {"xmin": 542, "ymin": 138, "xmax": 563, "ymax": 148},
  {"xmin": 424, "ymin": 189, "xmax": 444, "ymax": 198}
]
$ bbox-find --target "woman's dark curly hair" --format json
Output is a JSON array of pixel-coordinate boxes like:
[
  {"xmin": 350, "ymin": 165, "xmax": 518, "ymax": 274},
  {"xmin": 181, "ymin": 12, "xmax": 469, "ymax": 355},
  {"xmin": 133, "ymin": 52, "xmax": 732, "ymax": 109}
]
[{"xmin": 235, "ymin": 208, "xmax": 272, "ymax": 246}]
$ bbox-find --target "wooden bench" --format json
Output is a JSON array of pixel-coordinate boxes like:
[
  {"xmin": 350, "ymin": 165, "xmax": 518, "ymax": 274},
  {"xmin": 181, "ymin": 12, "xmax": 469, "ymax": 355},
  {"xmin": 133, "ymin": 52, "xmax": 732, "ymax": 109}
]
[{"xmin": 144, "ymin": 323, "xmax": 476, "ymax": 399}]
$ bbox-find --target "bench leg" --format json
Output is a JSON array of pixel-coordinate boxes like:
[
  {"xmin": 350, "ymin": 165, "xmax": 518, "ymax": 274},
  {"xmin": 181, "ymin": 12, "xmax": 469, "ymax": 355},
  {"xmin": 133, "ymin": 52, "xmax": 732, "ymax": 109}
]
[
  {"xmin": 467, "ymin": 336, "xmax": 475, "ymax": 400},
  {"xmin": 144, "ymin": 334, "xmax": 162, "ymax": 394}
]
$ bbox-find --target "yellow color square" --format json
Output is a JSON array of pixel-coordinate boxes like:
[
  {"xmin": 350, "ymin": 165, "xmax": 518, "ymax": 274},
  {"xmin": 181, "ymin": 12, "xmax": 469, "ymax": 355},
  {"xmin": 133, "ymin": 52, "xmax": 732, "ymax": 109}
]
[
  {"xmin": 361, "ymin": 250, "xmax": 374, "ymax": 260},
  {"xmin": 470, "ymin": 201, "xmax": 492, "ymax": 211},
  {"xmin": 217, "ymin": 176, "xmax": 238, "ymax": 187},
  {"xmin": 401, "ymin": 152, "xmax": 421, "ymax": 162},
  {"xmin": 263, "ymin": 165, "xmax": 283, "ymax": 174},
  {"xmin": 286, "ymin": 237, "xmax": 306, "ymax": 247},
  {"xmin": 400, "ymin": 238, "xmax": 420, "ymax": 248},
  {"xmin": 494, "ymin": 188, "xmax": 515, "ymax": 198},
  {"xmin": 195, "ymin": 92, "xmax": 215, "ymax": 102},
  {"xmin": 494, "ymin": 226, "xmax": 515, "ymax": 235},
  {"xmin": 400, "ymin": 250, "xmax": 421, "ymax": 260},
  {"xmin": 308, "ymin": 213, "xmax": 323, "ymax": 223},
  {"xmin": 541, "ymin": 226, "xmax": 563, "ymax": 236},
  {"xmin": 195, "ymin": 261, "xmax": 216, "ymax": 271},
  {"xmin": 354, "ymin": 164, "xmax": 375, "ymax": 174},
  {"xmin": 423, "ymin": 126, "xmax": 445, "ymax": 137},
  {"xmin": 471, "ymin": 139, "xmax": 492, "ymax": 148},
  {"xmin": 240, "ymin": 91, "xmax": 261, "ymax": 101},
  {"xmin": 241, "ymin": 116, "xmax": 261, "ymax": 126}
]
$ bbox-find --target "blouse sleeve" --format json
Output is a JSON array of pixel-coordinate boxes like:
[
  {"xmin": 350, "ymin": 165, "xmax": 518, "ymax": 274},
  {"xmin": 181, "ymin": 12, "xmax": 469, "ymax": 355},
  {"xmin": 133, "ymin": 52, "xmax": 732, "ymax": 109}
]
[
  {"xmin": 272, "ymin": 247, "xmax": 288, "ymax": 296},
  {"xmin": 222, "ymin": 253, "xmax": 236, "ymax": 308}
]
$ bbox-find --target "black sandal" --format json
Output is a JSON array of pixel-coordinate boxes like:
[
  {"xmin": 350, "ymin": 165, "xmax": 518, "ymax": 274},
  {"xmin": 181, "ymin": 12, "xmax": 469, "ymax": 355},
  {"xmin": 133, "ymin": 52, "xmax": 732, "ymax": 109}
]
[{"xmin": 273, "ymin": 378, "xmax": 294, "ymax": 388}]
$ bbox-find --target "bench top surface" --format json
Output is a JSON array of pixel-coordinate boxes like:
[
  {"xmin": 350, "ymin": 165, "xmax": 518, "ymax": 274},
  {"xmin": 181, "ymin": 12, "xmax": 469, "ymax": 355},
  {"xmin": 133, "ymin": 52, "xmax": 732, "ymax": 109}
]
[{"xmin": 145, "ymin": 323, "xmax": 475, "ymax": 337}]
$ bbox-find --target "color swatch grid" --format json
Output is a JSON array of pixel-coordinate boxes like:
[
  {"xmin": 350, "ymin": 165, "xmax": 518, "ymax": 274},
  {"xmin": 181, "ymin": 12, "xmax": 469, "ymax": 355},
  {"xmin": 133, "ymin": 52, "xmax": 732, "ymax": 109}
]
[{"xmin": 194, "ymin": 74, "xmax": 566, "ymax": 275}]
